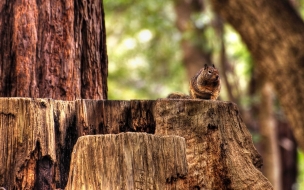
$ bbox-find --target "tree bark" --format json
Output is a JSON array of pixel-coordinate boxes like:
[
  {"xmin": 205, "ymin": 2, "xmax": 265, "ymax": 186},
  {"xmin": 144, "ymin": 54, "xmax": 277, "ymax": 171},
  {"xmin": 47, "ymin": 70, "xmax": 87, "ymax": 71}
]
[
  {"xmin": 211, "ymin": 0, "xmax": 304, "ymax": 150},
  {"xmin": 0, "ymin": 0, "xmax": 108, "ymax": 100},
  {"xmin": 0, "ymin": 98, "xmax": 273, "ymax": 189},
  {"xmin": 65, "ymin": 133, "xmax": 188, "ymax": 190}
]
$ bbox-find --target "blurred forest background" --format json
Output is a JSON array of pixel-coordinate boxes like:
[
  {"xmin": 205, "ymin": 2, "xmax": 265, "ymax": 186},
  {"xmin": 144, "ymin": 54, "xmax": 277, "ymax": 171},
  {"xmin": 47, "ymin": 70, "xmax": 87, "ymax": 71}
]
[{"xmin": 104, "ymin": 0, "xmax": 304, "ymax": 189}]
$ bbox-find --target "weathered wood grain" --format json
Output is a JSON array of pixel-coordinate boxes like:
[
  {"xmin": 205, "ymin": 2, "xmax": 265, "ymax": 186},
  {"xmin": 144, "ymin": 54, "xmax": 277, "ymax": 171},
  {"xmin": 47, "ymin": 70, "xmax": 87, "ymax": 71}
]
[
  {"xmin": 154, "ymin": 99, "xmax": 272, "ymax": 189},
  {"xmin": 53, "ymin": 100, "xmax": 77, "ymax": 187},
  {"xmin": 75, "ymin": 100, "xmax": 131, "ymax": 136},
  {"xmin": 0, "ymin": 98, "xmax": 78, "ymax": 189},
  {"xmin": 0, "ymin": 98, "xmax": 272, "ymax": 189},
  {"xmin": 65, "ymin": 133, "xmax": 188, "ymax": 190},
  {"xmin": 0, "ymin": 98, "xmax": 56, "ymax": 189}
]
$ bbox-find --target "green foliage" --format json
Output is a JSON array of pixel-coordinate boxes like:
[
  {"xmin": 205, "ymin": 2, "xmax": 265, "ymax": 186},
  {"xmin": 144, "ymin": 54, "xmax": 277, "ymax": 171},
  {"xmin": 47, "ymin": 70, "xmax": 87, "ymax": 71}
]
[
  {"xmin": 297, "ymin": 150, "xmax": 304, "ymax": 189},
  {"xmin": 299, "ymin": 0, "xmax": 304, "ymax": 18},
  {"xmin": 223, "ymin": 25, "xmax": 253, "ymax": 106},
  {"xmin": 104, "ymin": 0, "xmax": 254, "ymax": 102},
  {"xmin": 104, "ymin": 0, "xmax": 187, "ymax": 100}
]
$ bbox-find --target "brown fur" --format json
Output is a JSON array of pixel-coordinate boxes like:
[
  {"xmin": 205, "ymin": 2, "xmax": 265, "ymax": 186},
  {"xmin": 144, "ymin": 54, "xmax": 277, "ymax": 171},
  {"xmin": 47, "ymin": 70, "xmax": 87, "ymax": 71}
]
[
  {"xmin": 190, "ymin": 64, "xmax": 221, "ymax": 100},
  {"xmin": 167, "ymin": 64, "xmax": 221, "ymax": 100}
]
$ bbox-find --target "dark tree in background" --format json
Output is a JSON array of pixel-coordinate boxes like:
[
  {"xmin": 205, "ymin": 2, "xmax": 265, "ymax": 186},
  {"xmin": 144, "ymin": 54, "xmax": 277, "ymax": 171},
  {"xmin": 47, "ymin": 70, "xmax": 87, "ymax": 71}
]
[
  {"xmin": 210, "ymin": 1, "xmax": 304, "ymax": 189},
  {"xmin": 0, "ymin": 0, "xmax": 108, "ymax": 100},
  {"xmin": 211, "ymin": 0, "xmax": 304, "ymax": 150}
]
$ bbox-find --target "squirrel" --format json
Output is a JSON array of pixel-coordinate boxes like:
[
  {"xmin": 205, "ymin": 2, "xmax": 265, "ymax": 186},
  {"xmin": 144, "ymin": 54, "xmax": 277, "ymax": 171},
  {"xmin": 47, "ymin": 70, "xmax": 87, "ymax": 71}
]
[{"xmin": 167, "ymin": 64, "xmax": 221, "ymax": 100}]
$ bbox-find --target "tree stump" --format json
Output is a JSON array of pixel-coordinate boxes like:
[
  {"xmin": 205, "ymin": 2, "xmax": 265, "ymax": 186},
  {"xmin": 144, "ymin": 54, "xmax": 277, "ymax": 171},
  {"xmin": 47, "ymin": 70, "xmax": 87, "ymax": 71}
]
[
  {"xmin": 0, "ymin": 98, "xmax": 77, "ymax": 189},
  {"xmin": 0, "ymin": 98, "xmax": 57, "ymax": 189},
  {"xmin": 0, "ymin": 98, "xmax": 273, "ymax": 189},
  {"xmin": 65, "ymin": 133, "xmax": 188, "ymax": 190},
  {"xmin": 154, "ymin": 99, "xmax": 272, "ymax": 189}
]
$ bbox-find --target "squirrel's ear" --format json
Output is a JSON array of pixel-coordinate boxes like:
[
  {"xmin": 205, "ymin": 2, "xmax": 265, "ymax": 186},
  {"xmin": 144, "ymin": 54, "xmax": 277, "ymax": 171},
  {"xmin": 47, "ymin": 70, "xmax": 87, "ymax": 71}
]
[
  {"xmin": 204, "ymin": 64, "xmax": 208, "ymax": 69},
  {"xmin": 212, "ymin": 64, "xmax": 215, "ymax": 68}
]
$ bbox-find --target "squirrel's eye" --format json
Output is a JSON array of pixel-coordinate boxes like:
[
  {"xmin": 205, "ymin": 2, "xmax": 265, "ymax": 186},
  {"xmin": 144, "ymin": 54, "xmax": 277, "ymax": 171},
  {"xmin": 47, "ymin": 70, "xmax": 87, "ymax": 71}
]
[{"xmin": 208, "ymin": 70, "xmax": 212, "ymax": 74}]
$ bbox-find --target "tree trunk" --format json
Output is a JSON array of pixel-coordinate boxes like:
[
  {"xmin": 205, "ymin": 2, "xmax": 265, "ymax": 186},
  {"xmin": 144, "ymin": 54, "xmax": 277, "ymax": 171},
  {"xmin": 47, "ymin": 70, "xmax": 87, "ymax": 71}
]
[
  {"xmin": 0, "ymin": 98, "xmax": 272, "ymax": 189},
  {"xmin": 173, "ymin": 0, "xmax": 212, "ymax": 79},
  {"xmin": 65, "ymin": 133, "xmax": 188, "ymax": 190},
  {"xmin": 0, "ymin": 0, "xmax": 108, "ymax": 100},
  {"xmin": 210, "ymin": 0, "xmax": 304, "ymax": 150},
  {"xmin": 258, "ymin": 82, "xmax": 281, "ymax": 190},
  {"xmin": 278, "ymin": 120, "xmax": 297, "ymax": 190}
]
